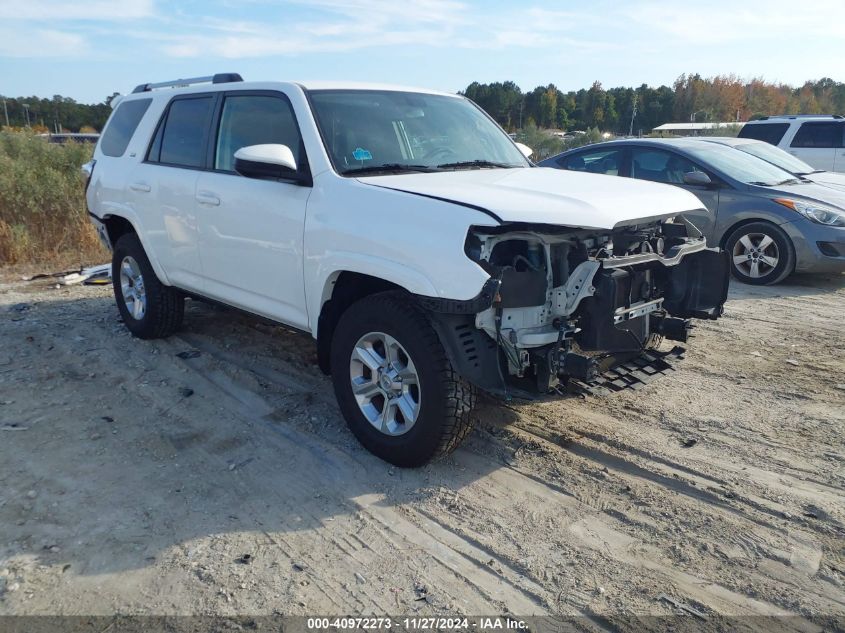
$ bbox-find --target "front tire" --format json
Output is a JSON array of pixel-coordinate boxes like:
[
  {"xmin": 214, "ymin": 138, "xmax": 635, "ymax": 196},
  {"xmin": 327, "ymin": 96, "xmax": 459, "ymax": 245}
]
[
  {"xmin": 725, "ymin": 221, "xmax": 795, "ymax": 285},
  {"xmin": 330, "ymin": 292, "xmax": 476, "ymax": 467},
  {"xmin": 112, "ymin": 233, "xmax": 184, "ymax": 339}
]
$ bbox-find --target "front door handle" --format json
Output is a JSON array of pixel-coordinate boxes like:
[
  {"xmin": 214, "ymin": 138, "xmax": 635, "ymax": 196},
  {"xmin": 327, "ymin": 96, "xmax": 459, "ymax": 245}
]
[
  {"xmin": 130, "ymin": 182, "xmax": 151, "ymax": 192},
  {"xmin": 195, "ymin": 191, "xmax": 221, "ymax": 206}
]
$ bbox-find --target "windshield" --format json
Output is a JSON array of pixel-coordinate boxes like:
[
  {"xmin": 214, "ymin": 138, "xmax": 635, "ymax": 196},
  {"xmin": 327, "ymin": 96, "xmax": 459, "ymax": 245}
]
[
  {"xmin": 734, "ymin": 141, "xmax": 818, "ymax": 175},
  {"xmin": 308, "ymin": 90, "xmax": 529, "ymax": 175},
  {"xmin": 682, "ymin": 143, "xmax": 799, "ymax": 186}
]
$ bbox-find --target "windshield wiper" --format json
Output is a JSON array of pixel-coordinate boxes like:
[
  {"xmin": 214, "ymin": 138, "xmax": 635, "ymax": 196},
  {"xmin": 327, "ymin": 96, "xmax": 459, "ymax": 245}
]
[
  {"xmin": 344, "ymin": 164, "xmax": 440, "ymax": 176},
  {"xmin": 748, "ymin": 179, "xmax": 800, "ymax": 187},
  {"xmin": 436, "ymin": 159, "xmax": 514, "ymax": 170}
]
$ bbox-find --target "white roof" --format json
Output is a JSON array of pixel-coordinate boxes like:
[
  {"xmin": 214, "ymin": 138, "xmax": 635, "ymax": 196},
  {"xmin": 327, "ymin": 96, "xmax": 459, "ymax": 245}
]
[
  {"xmin": 294, "ymin": 80, "xmax": 459, "ymax": 97},
  {"xmin": 653, "ymin": 122, "xmax": 741, "ymax": 131},
  {"xmin": 121, "ymin": 79, "xmax": 461, "ymax": 102}
]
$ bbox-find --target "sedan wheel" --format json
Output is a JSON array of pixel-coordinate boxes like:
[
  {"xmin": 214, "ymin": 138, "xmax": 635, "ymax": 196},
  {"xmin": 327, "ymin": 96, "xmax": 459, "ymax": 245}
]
[
  {"xmin": 731, "ymin": 232, "xmax": 779, "ymax": 280},
  {"xmin": 725, "ymin": 221, "xmax": 795, "ymax": 286}
]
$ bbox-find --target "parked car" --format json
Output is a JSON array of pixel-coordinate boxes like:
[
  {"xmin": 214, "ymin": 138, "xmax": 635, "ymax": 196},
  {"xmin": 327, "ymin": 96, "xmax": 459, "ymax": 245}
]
[
  {"xmin": 86, "ymin": 74, "xmax": 728, "ymax": 466},
  {"xmin": 697, "ymin": 136, "xmax": 845, "ymax": 192},
  {"xmin": 738, "ymin": 115, "xmax": 845, "ymax": 173},
  {"xmin": 540, "ymin": 138, "xmax": 845, "ymax": 285}
]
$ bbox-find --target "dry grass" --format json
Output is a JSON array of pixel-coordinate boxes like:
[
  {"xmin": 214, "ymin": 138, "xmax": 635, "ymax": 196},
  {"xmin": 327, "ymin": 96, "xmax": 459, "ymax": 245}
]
[{"xmin": 0, "ymin": 131, "xmax": 108, "ymax": 269}]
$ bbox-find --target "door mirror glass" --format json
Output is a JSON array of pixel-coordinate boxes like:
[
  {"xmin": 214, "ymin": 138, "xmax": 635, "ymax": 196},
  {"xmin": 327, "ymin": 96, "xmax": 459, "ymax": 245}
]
[
  {"xmin": 514, "ymin": 142, "xmax": 533, "ymax": 158},
  {"xmin": 683, "ymin": 171, "xmax": 712, "ymax": 186},
  {"xmin": 234, "ymin": 144, "xmax": 297, "ymax": 179}
]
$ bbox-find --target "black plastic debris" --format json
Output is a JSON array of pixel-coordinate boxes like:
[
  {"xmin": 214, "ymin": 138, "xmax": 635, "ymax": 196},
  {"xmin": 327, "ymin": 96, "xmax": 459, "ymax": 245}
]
[
  {"xmin": 569, "ymin": 346, "xmax": 686, "ymax": 396},
  {"xmin": 179, "ymin": 388, "xmax": 194, "ymax": 398}
]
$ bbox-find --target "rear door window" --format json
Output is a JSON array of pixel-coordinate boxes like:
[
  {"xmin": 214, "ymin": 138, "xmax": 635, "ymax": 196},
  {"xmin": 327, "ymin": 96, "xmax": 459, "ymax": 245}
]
[
  {"xmin": 214, "ymin": 94, "xmax": 302, "ymax": 172},
  {"xmin": 99, "ymin": 98, "xmax": 151, "ymax": 157},
  {"xmin": 790, "ymin": 122, "xmax": 843, "ymax": 148},
  {"xmin": 559, "ymin": 148, "xmax": 624, "ymax": 175},
  {"xmin": 148, "ymin": 96, "xmax": 215, "ymax": 168},
  {"xmin": 737, "ymin": 122, "xmax": 789, "ymax": 145}
]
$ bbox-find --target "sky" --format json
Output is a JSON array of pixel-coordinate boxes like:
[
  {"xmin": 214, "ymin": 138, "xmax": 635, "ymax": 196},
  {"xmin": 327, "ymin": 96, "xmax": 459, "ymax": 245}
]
[{"xmin": 1, "ymin": 0, "xmax": 844, "ymax": 104}]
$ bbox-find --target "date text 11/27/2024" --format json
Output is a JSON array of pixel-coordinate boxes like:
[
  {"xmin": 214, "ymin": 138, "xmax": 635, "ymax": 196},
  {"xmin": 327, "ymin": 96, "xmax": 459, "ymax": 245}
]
[{"xmin": 306, "ymin": 617, "xmax": 529, "ymax": 630}]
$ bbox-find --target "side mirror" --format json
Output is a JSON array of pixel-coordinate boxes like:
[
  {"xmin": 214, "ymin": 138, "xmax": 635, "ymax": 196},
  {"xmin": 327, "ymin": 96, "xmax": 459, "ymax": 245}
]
[
  {"xmin": 683, "ymin": 171, "xmax": 712, "ymax": 187},
  {"xmin": 234, "ymin": 144, "xmax": 297, "ymax": 179},
  {"xmin": 515, "ymin": 142, "xmax": 534, "ymax": 159}
]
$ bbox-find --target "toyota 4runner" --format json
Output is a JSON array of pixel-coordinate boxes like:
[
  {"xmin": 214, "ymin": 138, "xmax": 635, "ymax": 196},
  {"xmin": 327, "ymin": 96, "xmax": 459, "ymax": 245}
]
[{"xmin": 85, "ymin": 74, "xmax": 730, "ymax": 467}]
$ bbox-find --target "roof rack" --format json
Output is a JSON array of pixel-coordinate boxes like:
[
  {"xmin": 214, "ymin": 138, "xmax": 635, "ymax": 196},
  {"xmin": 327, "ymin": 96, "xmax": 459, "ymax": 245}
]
[
  {"xmin": 756, "ymin": 114, "xmax": 843, "ymax": 121},
  {"xmin": 131, "ymin": 73, "xmax": 243, "ymax": 94}
]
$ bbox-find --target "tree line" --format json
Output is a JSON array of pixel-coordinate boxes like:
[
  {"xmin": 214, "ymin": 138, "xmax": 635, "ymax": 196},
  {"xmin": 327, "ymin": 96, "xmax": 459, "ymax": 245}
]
[
  {"xmin": 2, "ymin": 74, "xmax": 845, "ymax": 134},
  {"xmin": 0, "ymin": 93, "xmax": 119, "ymax": 133},
  {"xmin": 463, "ymin": 74, "xmax": 845, "ymax": 134}
]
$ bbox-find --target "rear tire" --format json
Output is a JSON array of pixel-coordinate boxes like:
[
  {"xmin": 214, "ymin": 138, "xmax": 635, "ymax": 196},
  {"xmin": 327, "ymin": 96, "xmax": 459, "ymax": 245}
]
[
  {"xmin": 725, "ymin": 221, "xmax": 794, "ymax": 286},
  {"xmin": 112, "ymin": 233, "xmax": 184, "ymax": 339},
  {"xmin": 330, "ymin": 291, "xmax": 476, "ymax": 467}
]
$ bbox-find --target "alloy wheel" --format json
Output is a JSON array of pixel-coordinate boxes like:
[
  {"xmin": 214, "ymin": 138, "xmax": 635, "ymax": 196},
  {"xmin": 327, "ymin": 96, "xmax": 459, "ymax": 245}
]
[
  {"xmin": 732, "ymin": 232, "xmax": 779, "ymax": 279},
  {"xmin": 119, "ymin": 255, "xmax": 147, "ymax": 320},
  {"xmin": 349, "ymin": 331, "xmax": 421, "ymax": 436}
]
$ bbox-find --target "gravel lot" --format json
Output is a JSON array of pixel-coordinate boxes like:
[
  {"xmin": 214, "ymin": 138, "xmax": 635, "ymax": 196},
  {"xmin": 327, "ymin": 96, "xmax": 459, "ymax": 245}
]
[{"xmin": 0, "ymin": 271, "xmax": 843, "ymax": 630}]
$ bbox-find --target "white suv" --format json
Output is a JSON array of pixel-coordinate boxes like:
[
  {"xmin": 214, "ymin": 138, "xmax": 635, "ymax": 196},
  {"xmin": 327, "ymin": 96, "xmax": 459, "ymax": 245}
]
[
  {"xmin": 738, "ymin": 115, "xmax": 845, "ymax": 172},
  {"xmin": 86, "ymin": 74, "xmax": 729, "ymax": 466}
]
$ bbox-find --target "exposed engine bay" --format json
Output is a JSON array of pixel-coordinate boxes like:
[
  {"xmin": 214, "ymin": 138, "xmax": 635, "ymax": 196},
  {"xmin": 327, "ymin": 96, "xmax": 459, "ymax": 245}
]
[{"xmin": 426, "ymin": 217, "xmax": 730, "ymax": 397}]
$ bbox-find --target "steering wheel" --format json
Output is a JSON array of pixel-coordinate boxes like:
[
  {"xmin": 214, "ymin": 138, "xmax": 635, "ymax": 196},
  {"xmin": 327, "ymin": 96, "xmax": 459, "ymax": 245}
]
[{"xmin": 422, "ymin": 146, "xmax": 458, "ymax": 162}]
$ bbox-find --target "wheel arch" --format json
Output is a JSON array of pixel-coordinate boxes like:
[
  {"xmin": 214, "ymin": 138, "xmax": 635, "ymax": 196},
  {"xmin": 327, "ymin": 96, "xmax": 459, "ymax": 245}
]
[
  {"xmin": 316, "ymin": 271, "xmax": 407, "ymax": 374},
  {"xmin": 98, "ymin": 213, "xmax": 172, "ymax": 285}
]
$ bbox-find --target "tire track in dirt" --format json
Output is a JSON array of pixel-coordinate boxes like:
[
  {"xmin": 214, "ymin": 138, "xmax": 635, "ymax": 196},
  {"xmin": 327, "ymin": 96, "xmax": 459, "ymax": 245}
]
[
  {"xmin": 163, "ymin": 306, "xmax": 843, "ymax": 620},
  {"xmin": 2, "ymin": 277, "xmax": 843, "ymax": 623}
]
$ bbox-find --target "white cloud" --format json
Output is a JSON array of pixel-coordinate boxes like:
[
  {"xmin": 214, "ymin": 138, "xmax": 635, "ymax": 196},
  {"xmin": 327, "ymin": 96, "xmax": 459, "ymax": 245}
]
[
  {"xmin": 0, "ymin": 27, "xmax": 87, "ymax": 57},
  {"xmin": 152, "ymin": 0, "xmax": 594, "ymax": 58},
  {"xmin": 626, "ymin": 0, "xmax": 845, "ymax": 44},
  {"xmin": 0, "ymin": 0, "xmax": 155, "ymax": 20}
]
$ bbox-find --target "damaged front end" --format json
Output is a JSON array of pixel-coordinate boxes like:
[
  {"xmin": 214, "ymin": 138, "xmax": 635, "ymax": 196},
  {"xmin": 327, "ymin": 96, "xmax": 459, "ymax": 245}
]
[{"xmin": 424, "ymin": 217, "xmax": 729, "ymax": 398}]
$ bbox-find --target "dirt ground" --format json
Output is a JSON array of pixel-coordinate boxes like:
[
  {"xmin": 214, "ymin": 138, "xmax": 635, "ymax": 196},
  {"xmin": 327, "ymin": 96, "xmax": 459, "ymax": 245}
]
[{"xmin": 0, "ymin": 269, "xmax": 843, "ymax": 631}]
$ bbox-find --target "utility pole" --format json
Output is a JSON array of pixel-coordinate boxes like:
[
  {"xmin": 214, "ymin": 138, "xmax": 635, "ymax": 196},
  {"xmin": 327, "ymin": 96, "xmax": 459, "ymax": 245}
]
[
  {"xmin": 628, "ymin": 95, "xmax": 638, "ymax": 137},
  {"xmin": 2, "ymin": 99, "xmax": 8, "ymax": 127},
  {"xmin": 22, "ymin": 104, "xmax": 31, "ymax": 127}
]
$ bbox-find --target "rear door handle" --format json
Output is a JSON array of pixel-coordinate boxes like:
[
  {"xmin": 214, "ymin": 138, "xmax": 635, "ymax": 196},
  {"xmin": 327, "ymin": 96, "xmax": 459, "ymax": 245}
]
[
  {"xmin": 129, "ymin": 182, "xmax": 151, "ymax": 192},
  {"xmin": 195, "ymin": 191, "xmax": 221, "ymax": 206}
]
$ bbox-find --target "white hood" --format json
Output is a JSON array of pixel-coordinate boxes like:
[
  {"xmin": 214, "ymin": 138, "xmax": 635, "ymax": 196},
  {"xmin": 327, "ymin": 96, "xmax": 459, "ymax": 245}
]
[
  {"xmin": 359, "ymin": 167, "xmax": 706, "ymax": 230},
  {"xmin": 806, "ymin": 171, "xmax": 845, "ymax": 193}
]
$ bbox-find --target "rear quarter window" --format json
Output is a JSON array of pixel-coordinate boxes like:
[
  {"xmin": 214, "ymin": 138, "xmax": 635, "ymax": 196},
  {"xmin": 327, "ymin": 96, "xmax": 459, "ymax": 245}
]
[
  {"xmin": 99, "ymin": 99, "xmax": 152, "ymax": 157},
  {"xmin": 790, "ymin": 122, "xmax": 843, "ymax": 148},
  {"xmin": 737, "ymin": 122, "xmax": 789, "ymax": 145}
]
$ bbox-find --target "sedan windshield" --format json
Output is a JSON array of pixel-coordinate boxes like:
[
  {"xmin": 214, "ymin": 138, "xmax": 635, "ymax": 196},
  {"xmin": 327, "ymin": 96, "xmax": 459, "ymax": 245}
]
[
  {"xmin": 734, "ymin": 141, "xmax": 819, "ymax": 176},
  {"xmin": 682, "ymin": 143, "xmax": 799, "ymax": 186},
  {"xmin": 308, "ymin": 90, "xmax": 529, "ymax": 175}
]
